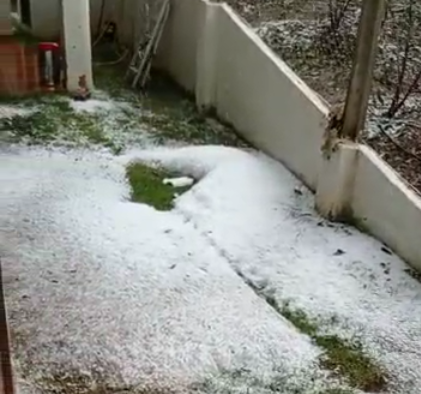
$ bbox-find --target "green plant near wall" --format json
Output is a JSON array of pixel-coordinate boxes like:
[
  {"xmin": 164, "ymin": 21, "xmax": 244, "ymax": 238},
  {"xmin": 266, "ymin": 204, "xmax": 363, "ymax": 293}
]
[{"xmin": 11, "ymin": 15, "xmax": 39, "ymax": 45}]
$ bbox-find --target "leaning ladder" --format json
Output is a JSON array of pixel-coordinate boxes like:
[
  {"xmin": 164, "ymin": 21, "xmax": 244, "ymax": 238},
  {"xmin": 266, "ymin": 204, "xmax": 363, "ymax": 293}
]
[{"xmin": 126, "ymin": 0, "xmax": 170, "ymax": 90}]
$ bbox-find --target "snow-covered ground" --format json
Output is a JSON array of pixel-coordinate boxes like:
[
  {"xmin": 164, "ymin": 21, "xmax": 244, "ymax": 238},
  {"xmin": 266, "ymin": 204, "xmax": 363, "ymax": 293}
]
[
  {"xmin": 1, "ymin": 95, "xmax": 421, "ymax": 394},
  {"xmin": 1, "ymin": 147, "xmax": 323, "ymax": 394},
  {"xmin": 124, "ymin": 147, "xmax": 421, "ymax": 394},
  {"xmin": 1, "ymin": 144, "xmax": 421, "ymax": 394}
]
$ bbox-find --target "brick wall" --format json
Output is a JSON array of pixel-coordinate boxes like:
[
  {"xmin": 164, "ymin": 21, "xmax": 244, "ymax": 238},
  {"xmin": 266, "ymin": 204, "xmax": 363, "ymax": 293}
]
[{"xmin": 0, "ymin": 36, "xmax": 40, "ymax": 95}]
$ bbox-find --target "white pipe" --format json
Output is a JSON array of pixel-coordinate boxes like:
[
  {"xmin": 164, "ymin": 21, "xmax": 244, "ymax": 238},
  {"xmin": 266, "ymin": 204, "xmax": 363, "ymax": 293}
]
[{"xmin": 45, "ymin": 50, "xmax": 54, "ymax": 88}]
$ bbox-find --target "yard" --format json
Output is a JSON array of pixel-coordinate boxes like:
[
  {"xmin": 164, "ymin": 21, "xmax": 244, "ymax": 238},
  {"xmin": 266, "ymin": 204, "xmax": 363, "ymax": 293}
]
[{"xmin": 1, "ymin": 64, "xmax": 421, "ymax": 394}]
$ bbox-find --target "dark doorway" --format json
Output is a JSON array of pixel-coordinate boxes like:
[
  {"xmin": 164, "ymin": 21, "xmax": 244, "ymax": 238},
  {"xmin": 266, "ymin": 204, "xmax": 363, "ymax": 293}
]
[
  {"xmin": 10, "ymin": 0, "xmax": 18, "ymax": 12},
  {"xmin": 20, "ymin": 0, "xmax": 31, "ymax": 27}
]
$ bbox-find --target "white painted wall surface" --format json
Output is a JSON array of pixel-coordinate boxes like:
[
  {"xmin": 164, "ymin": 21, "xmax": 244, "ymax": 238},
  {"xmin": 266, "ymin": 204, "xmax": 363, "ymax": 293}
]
[
  {"xmin": 351, "ymin": 146, "xmax": 421, "ymax": 271},
  {"xmin": 29, "ymin": 0, "xmax": 61, "ymax": 39},
  {"xmin": 115, "ymin": 0, "xmax": 167, "ymax": 54},
  {"xmin": 214, "ymin": 5, "xmax": 329, "ymax": 189},
  {"xmin": 157, "ymin": 0, "xmax": 330, "ymax": 189},
  {"xmin": 195, "ymin": 2, "xmax": 220, "ymax": 108},
  {"xmin": 156, "ymin": 0, "xmax": 204, "ymax": 93},
  {"xmin": 315, "ymin": 144, "xmax": 359, "ymax": 220},
  {"xmin": 30, "ymin": 0, "xmax": 115, "ymax": 40},
  {"xmin": 0, "ymin": 0, "xmax": 12, "ymax": 34},
  {"xmin": 112, "ymin": 0, "xmax": 137, "ymax": 50},
  {"xmin": 152, "ymin": 0, "xmax": 421, "ymax": 272},
  {"xmin": 30, "ymin": 0, "xmax": 421, "ymax": 271}
]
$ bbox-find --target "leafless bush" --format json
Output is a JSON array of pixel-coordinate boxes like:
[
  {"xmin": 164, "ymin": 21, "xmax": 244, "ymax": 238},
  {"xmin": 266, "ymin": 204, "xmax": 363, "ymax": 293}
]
[
  {"xmin": 316, "ymin": 0, "xmax": 359, "ymax": 62},
  {"xmin": 378, "ymin": 0, "xmax": 421, "ymax": 119},
  {"xmin": 312, "ymin": 0, "xmax": 421, "ymax": 119}
]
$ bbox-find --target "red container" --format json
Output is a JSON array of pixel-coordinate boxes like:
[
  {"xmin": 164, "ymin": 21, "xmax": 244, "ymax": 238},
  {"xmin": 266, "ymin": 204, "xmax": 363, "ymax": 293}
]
[{"xmin": 38, "ymin": 42, "xmax": 60, "ymax": 91}]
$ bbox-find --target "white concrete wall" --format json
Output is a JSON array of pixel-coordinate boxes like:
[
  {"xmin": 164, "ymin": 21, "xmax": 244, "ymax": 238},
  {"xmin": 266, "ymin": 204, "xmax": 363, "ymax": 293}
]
[
  {"xmin": 29, "ymin": 0, "xmax": 60, "ymax": 39},
  {"xmin": 29, "ymin": 0, "xmax": 421, "ymax": 271},
  {"xmin": 351, "ymin": 146, "xmax": 421, "ymax": 270},
  {"xmin": 29, "ymin": 0, "xmax": 115, "ymax": 40},
  {"xmin": 156, "ymin": 0, "xmax": 204, "ymax": 93},
  {"xmin": 153, "ymin": 0, "xmax": 421, "ymax": 272},
  {"xmin": 157, "ymin": 1, "xmax": 330, "ymax": 189},
  {"xmin": 316, "ymin": 144, "xmax": 421, "ymax": 271},
  {"xmin": 214, "ymin": 5, "xmax": 329, "ymax": 189},
  {"xmin": 0, "ymin": 0, "xmax": 12, "ymax": 34},
  {"xmin": 115, "ymin": 0, "xmax": 167, "ymax": 54},
  {"xmin": 112, "ymin": 0, "xmax": 137, "ymax": 50}
]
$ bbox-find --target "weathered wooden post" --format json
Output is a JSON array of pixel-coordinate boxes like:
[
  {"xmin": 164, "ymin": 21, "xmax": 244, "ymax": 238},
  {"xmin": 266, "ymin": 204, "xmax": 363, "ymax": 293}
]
[
  {"xmin": 316, "ymin": 0, "xmax": 386, "ymax": 220},
  {"xmin": 341, "ymin": 0, "xmax": 386, "ymax": 140},
  {"xmin": 0, "ymin": 260, "xmax": 14, "ymax": 394}
]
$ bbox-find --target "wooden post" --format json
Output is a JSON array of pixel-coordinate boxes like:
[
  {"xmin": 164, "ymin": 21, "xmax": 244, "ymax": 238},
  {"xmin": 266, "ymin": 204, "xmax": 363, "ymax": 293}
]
[
  {"xmin": 0, "ymin": 260, "xmax": 14, "ymax": 394},
  {"xmin": 341, "ymin": 0, "xmax": 386, "ymax": 140}
]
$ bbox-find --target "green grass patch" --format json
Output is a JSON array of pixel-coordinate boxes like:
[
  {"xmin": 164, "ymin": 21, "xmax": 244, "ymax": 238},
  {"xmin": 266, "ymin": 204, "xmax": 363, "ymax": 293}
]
[
  {"xmin": 138, "ymin": 75, "xmax": 246, "ymax": 146},
  {"xmin": 0, "ymin": 96, "xmax": 123, "ymax": 152},
  {"xmin": 1, "ymin": 55, "xmax": 244, "ymax": 151},
  {"xmin": 316, "ymin": 335, "xmax": 386, "ymax": 392},
  {"xmin": 36, "ymin": 372, "xmax": 170, "ymax": 394},
  {"xmin": 191, "ymin": 368, "xmax": 354, "ymax": 394},
  {"xmin": 11, "ymin": 16, "xmax": 40, "ymax": 45},
  {"xmin": 280, "ymin": 302, "xmax": 387, "ymax": 392},
  {"xmin": 126, "ymin": 163, "xmax": 193, "ymax": 211},
  {"xmin": 93, "ymin": 60, "xmax": 247, "ymax": 147},
  {"xmin": 239, "ymin": 275, "xmax": 387, "ymax": 392}
]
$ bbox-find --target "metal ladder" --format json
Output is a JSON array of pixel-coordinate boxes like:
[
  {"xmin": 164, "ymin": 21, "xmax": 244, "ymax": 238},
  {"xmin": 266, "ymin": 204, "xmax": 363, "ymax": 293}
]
[{"xmin": 126, "ymin": 0, "xmax": 170, "ymax": 90}]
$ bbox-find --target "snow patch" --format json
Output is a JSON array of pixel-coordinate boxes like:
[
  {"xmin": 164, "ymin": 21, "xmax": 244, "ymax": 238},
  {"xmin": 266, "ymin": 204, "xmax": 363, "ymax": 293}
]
[
  {"xmin": 255, "ymin": 20, "xmax": 319, "ymax": 51},
  {"xmin": 69, "ymin": 98, "xmax": 117, "ymax": 114},
  {"xmin": 3, "ymin": 144, "xmax": 421, "ymax": 393},
  {"xmin": 0, "ymin": 105, "xmax": 33, "ymax": 119},
  {"xmin": 125, "ymin": 145, "xmax": 421, "ymax": 394},
  {"xmin": 163, "ymin": 176, "xmax": 195, "ymax": 188},
  {"xmin": 1, "ymin": 146, "xmax": 322, "ymax": 394}
]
